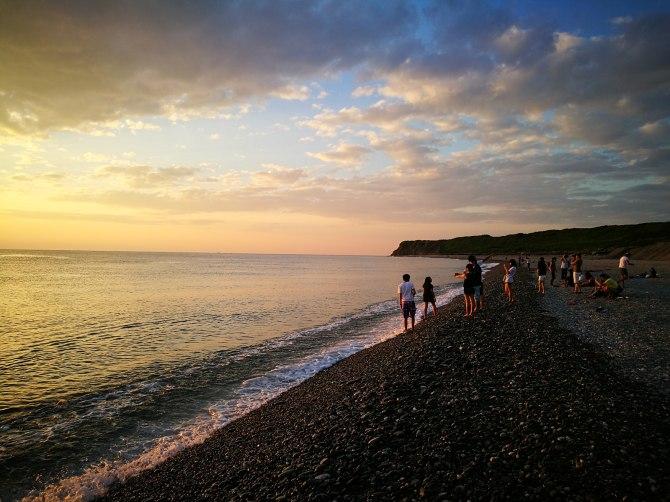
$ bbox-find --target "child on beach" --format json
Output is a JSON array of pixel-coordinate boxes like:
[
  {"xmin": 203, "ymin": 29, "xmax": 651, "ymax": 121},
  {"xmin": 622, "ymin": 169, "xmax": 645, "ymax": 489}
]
[
  {"xmin": 422, "ymin": 277, "xmax": 438, "ymax": 319},
  {"xmin": 536, "ymin": 257, "xmax": 547, "ymax": 294},
  {"xmin": 455, "ymin": 264, "xmax": 476, "ymax": 317},
  {"xmin": 549, "ymin": 257, "xmax": 557, "ymax": 286},
  {"xmin": 398, "ymin": 274, "xmax": 416, "ymax": 331},
  {"xmin": 503, "ymin": 259, "xmax": 517, "ymax": 303}
]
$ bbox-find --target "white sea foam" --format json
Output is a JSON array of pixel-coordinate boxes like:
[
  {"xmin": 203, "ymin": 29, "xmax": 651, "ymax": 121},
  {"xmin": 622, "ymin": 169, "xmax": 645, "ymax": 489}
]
[{"xmin": 25, "ymin": 279, "xmax": 473, "ymax": 502}]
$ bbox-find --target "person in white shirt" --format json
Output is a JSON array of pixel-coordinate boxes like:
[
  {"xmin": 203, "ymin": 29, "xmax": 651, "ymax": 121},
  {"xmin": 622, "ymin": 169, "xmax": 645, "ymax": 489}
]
[
  {"xmin": 503, "ymin": 259, "xmax": 517, "ymax": 303},
  {"xmin": 618, "ymin": 253, "xmax": 633, "ymax": 288},
  {"xmin": 560, "ymin": 254, "xmax": 569, "ymax": 287},
  {"xmin": 398, "ymin": 273, "xmax": 416, "ymax": 331}
]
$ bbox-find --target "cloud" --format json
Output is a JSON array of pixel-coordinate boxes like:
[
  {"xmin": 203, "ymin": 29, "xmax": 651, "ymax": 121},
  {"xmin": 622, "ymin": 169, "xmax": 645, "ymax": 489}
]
[
  {"xmin": 307, "ymin": 143, "xmax": 370, "ymax": 166},
  {"xmin": 123, "ymin": 119, "xmax": 161, "ymax": 132},
  {"xmin": 0, "ymin": 0, "xmax": 419, "ymax": 136},
  {"xmin": 252, "ymin": 164, "xmax": 306, "ymax": 186},
  {"xmin": 352, "ymin": 86, "xmax": 377, "ymax": 97},
  {"xmin": 96, "ymin": 165, "xmax": 198, "ymax": 188},
  {"xmin": 3, "ymin": 1, "xmax": 669, "ymax": 234},
  {"xmin": 296, "ymin": 7, "xmax": 669, "ymax": 225},
  {"xmin": 377, "ymin": 14, "xmax": 670, "ymax": 137},
  {"xmin": 270, "ymin": 84, "xmax": 311, "ymax": 101},
  {"xmin": 10, "ymin": 171, "xmax": 66, "ymax": 182}
]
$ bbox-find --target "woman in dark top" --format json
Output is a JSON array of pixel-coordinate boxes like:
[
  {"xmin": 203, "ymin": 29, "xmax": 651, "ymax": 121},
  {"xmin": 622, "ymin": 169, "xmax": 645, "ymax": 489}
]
[
  {"xmin": 422, "ymin": 276, "xmax": 438, "ymax": 319},
  {"xmin": 455, "ymin": 263, "xmax": 476, "ymax": 317}
]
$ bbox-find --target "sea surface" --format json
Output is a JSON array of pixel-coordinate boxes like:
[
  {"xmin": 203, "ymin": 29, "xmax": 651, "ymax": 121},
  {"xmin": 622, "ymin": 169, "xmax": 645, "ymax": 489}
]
[{"xmin": 0, "ymin": 250, "xmax": 474, "ymax": 501}]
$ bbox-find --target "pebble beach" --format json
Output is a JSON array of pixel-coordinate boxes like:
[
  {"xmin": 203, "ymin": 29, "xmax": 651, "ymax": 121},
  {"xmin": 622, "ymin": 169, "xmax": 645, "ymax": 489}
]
[{"xmin": 101, "ymin": 265, "xmax": 670, "ymax": 501}]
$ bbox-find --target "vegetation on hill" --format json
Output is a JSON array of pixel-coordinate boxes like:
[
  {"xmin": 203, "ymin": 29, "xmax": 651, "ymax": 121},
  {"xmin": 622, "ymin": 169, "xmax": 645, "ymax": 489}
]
[{"xmin": 391, "ymin": 222, "xmax": 670, "ymax": 257}]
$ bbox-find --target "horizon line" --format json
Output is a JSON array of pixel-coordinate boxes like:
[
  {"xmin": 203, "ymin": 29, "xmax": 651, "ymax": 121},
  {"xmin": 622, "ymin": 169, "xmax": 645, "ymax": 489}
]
[{"xmin": 0, "ymin": 247, "xmax": 394, "ymax": 258}]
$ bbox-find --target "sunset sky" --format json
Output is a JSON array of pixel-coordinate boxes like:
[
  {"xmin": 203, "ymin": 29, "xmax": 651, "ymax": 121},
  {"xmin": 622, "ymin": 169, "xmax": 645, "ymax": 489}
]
[{"xmin": 1, "ymin": 0, "xmax": 668, "ymax": 254}]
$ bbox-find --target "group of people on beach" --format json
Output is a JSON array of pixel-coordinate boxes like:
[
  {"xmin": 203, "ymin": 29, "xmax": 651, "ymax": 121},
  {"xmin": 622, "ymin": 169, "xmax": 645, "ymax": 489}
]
[
  {"xmin": 525, "ymin": 251, "xmax": 658, "ymax": 300},
  {"xmin": 397, "ymin": 274, "xmax": 437, "ymax": 331},
  {"xmin": 398, "ymin": 251, "xmax": 661, "ymax": 330},
  {"xmin": 397, "ymin": 255, "xmax": 485, "ymax": 330}
]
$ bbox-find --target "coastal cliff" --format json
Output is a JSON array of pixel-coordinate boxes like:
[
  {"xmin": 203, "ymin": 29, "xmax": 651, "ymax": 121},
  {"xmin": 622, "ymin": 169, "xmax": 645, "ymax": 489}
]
[{"xmin": 391, "ymin": 221, "xmax": 670, "ymax": 259}]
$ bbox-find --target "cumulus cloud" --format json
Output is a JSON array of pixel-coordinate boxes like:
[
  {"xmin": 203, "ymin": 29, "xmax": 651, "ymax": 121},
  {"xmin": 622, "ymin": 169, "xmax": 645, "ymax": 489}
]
[
  {"xmin": 297, "ymin": 6, "xmax": 670, "ymax": 224},
  {"xmin": 307, "ymin": 143, "xmax": 370, "ymax": 166},
  {"xmin": 352, "ymin": 86, "xmax": 377, "ymax": 98},
  {"xmin": 270, "ymin": 84, "xmax": 311, "ymax": 101},
  {"xmin": 3, "ymin": 0, "xmax": 668, "ymax": 233},
  {"xmin": 0, "ymin": 0, "xmax": 418, "ymax": 136}
]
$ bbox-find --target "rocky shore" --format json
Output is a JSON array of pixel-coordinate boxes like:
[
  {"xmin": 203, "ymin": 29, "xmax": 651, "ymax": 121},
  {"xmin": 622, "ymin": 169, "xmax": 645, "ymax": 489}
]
[
  {"xmin": 103, "ymin": 266, "xmax": 669, "ymax": 501},
  {"xmin": 540, "ymin": 267, "xmax": 669, "ymax": 397}
]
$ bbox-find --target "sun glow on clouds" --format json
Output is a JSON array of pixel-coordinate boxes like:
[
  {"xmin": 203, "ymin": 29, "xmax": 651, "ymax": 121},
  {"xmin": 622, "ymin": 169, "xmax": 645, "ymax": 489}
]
[{"xmin": 1, "ymin": 0, "xmax": 669, "ymax": 254}]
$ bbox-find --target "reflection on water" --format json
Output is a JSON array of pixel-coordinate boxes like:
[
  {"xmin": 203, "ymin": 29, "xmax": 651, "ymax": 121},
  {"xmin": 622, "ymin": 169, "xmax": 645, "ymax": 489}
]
[{"xmin": 0, "ymin": 250, "xmax": 466, "ymax": 500}]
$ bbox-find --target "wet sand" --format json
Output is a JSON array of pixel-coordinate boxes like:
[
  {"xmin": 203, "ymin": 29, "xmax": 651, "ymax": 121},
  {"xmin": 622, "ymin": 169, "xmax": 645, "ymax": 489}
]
[{"xmin": 102, "ymin": 266, "xmax": 670, "ymax": 501}]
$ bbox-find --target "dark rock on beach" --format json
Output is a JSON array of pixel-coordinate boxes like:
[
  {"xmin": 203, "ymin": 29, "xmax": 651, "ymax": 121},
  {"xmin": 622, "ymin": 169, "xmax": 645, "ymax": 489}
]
[{"xmin": 103, "ymin": 266, "xmax": 670, "ymax": 501}]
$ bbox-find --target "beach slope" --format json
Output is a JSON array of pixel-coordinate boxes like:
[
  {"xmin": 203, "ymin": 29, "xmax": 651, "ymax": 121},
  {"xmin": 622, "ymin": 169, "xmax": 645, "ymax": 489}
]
[{"xmin": 103, "ymin": 267, "xmax": 669, "ymax": 500}]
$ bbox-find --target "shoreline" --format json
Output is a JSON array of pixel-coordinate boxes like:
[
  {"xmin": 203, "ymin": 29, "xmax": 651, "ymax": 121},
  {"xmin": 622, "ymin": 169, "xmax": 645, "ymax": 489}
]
[
  {"xmin": 98, "ymin": 265, "xmax": 669, "ymax": 500},
  {"xmin": 24, "ymin": 268, "xmax": 471, "ymax": 502}
]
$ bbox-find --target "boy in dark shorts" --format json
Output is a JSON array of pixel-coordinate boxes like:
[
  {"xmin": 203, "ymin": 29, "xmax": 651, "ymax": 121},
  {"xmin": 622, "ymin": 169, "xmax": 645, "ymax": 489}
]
[{"xmin": 398, "ymin": 273, "xmax": 416, "ymax": 331}]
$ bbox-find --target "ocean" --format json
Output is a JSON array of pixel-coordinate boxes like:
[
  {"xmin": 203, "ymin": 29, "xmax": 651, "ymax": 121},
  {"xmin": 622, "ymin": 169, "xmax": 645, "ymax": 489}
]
[{"xmin": 0, "ymin": 251, "xmax": 473, "ymax": 500}]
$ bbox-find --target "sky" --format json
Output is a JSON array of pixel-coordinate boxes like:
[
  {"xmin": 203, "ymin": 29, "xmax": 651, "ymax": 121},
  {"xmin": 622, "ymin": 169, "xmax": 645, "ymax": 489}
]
[{"xmin": 1, "ymin": 0, "xmax": 668, "ymax": 255}]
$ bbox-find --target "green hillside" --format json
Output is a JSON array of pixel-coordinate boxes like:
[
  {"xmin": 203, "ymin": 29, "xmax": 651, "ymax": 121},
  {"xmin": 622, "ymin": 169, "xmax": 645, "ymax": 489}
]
[{"xmin": 391, "ymin": 222, "xmax": 670, "ymax": 257}]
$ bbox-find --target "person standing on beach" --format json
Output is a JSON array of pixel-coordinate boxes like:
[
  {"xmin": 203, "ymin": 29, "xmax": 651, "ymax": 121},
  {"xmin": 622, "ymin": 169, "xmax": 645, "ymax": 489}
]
[
  {"xmin": 618, "ymin": 252, "xmax": 633, "ymax": 289},
  {"xmin": 567, "ymin": 254, "xmax": 576, "ymax": 287},
  {"xmin": 549, "ymin": 257, "xmax": 557, "ymax": 286},
  {"xmin": 455, "ymin": 263, "xmax": 476, "ymax": 316},
  {"xmin": 537, "ymin": 257, "xmax": 547, "ymax": 294},
  {"xmin": 398, "ymin": 274, "xmax": 416, "ymax": 331},
  {"xmin": 468, "ymin": 255, "xmax": 484, "ymax": 312},
  {"xmin": 572, "ymin": 253, "xmax": 583, "ymax": 293},
  {"xmin": 503, "ymin": 259, "xmax": 517, "ymax": 303},
  {"xmin": 560, "ymin": 254, "xmax": 569, "ymax": 287},
  {"xmin": 422, "ymin": 277, "xmax": 438, "ymax": 319}
]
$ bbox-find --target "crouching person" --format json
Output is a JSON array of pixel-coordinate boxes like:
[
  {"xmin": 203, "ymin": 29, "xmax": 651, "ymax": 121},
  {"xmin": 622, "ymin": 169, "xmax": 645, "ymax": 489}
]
[{"xmin": 590, "ymin": 273, "xmax": 622, "ymax": 299}]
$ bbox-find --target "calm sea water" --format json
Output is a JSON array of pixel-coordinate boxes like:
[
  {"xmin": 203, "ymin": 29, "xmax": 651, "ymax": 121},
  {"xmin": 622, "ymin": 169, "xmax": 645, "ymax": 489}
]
[{"xmin": 0, "ymin": 251, "xmax": 470, "ymax": 500}]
